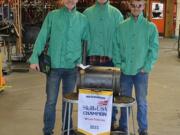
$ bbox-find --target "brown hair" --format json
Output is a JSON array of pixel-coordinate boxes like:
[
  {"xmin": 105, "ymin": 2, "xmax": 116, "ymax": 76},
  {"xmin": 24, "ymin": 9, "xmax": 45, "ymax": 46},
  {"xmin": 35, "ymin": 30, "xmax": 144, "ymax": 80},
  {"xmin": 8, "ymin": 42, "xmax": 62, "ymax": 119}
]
[{"xmin": 129, "ymin": 0, "xmax": 146, "ymax": 2}]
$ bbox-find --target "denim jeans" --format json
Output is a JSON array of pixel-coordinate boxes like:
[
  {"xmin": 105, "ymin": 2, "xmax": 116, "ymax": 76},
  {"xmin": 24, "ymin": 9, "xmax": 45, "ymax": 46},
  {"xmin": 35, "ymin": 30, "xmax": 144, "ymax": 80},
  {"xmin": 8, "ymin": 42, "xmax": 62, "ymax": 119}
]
[
  {"xmin": 43, "ymin": 68, "xmax": 77, "ymax": 134},
  {"xmin": 119, "ymin": 72, "xmax": 148, "ymax": 133}
]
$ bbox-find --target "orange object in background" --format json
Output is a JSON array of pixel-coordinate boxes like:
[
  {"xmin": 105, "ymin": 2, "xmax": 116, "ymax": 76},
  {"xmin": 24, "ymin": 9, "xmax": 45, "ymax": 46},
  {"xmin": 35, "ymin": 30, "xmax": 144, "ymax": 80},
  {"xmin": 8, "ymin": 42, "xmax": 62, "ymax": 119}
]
[
  {"xmin": 0, "ymin": 53, "xmax": 6, "ymax": 90},
  {"xmin": 151, "ymin": 19, "xmax": 165, "ymax": 34},
  {"xmin": 149, "ymin": 0, "xmax": 165, "ymax": 35},
  {"xmin": 0, "ymin": 0, "xmax": 3, "ymax": 5},
  {"xmin": 0, "ymin": 75, "xmax": 6, "ymax": 86}
]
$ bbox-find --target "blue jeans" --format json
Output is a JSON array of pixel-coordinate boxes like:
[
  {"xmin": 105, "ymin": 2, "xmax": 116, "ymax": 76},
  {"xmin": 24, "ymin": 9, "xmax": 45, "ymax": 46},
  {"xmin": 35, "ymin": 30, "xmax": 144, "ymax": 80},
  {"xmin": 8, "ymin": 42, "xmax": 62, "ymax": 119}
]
[
  {"xmin": 119, "ymin": 72, "xmax": 148, "ymax": 133},
  {"xmin": 43, "ymin": 68, "xmax": 77, "ymax": 134}
]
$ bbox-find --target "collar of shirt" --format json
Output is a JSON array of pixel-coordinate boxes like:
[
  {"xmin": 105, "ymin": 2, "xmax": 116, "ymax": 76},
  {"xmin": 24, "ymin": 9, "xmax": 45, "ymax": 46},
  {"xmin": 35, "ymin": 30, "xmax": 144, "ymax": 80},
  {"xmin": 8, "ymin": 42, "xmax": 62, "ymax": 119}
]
[
  {"xmin": 130, "ymin": 12, "xmax": 144, "ymax": 23},
  {"xmin": 95, "ymin": 0, "xmax": 109, "ymax": 9},
  {"xmin": 63, "ymin": 6, "xmax": 76, "ymax": 15}
]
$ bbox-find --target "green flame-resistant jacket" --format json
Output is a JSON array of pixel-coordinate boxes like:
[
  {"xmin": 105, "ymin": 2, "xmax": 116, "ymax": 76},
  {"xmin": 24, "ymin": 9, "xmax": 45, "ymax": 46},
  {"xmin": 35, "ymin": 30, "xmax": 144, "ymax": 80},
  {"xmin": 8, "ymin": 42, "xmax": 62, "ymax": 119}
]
[
  {"xmin": 113, "ymin": 13, "xmax": 159, "ymax": 75},
  {"xmin": 29, "ymin": 7, "xmax": 88, "ymax": 68},
  {"xmin": 83, "ymin": 1, "xmax": 123, "ymax": 58}
]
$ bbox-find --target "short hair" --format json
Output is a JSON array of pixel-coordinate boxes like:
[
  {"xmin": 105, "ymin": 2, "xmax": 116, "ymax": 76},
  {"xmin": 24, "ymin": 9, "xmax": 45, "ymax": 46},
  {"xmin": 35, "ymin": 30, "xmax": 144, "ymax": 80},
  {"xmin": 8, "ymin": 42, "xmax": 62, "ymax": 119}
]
[{"xmin": 129, "ymin": 0, "xmax": 146, "ymax": 2}]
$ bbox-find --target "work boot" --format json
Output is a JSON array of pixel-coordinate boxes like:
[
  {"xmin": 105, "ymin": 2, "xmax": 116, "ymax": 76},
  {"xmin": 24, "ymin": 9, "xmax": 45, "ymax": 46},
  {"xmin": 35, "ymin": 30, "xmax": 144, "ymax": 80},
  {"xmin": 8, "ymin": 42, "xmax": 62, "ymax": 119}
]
[{"xmin": 139, "ymin": 131, "xmax": 148, "ymax": 135}]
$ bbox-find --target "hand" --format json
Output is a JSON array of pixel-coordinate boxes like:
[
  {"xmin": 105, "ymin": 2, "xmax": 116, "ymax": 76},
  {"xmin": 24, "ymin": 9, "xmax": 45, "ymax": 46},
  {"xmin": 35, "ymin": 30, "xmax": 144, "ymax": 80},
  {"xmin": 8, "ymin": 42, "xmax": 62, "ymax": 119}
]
[
  {"xmin": 30, "ymin": 64, "xmax": 40, "ymax": 71},
  {"xmin": 141, "ymin": 69, "xmax": 145, "ymax": 73}
]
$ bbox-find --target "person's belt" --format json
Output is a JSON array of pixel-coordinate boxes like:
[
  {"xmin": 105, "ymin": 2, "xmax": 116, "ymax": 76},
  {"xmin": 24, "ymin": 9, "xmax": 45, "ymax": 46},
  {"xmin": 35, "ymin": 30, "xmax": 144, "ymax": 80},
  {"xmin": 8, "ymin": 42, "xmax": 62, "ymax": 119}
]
[{"xmin": 88, "ymin": 56, "xmax": 112, "ymax": 65}]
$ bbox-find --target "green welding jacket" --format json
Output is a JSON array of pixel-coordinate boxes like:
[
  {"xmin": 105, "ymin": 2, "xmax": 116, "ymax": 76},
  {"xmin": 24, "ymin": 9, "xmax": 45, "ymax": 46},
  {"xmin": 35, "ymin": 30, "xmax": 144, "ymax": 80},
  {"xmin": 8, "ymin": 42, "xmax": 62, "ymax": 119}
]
[
  {"xmin": 113, "ymin": 13, "xmax": 159, "ymax": 75},
  {"xmin": 83, "ymin": 1, "xmax": 123, "ymax": 58},
  {"xmin": 29, "ymin": 6, "xmax": 88, "ymax": 68}
]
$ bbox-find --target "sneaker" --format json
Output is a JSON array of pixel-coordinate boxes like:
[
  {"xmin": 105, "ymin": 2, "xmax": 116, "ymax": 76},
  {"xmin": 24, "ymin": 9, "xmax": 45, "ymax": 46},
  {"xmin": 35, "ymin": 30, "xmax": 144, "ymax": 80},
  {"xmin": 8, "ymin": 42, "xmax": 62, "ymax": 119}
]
[
  {"xmin": 111, "ymin": 127, "xmax": 127, "ymax": 135},
  {"xmin": 111, "ymin": 123, "xmax": 119, "ymax": 131},
  {"xmin": 139, "ymin": 131, "xmax": 148, "ymax": 135},
  {"xmin": 119, "ymin": 127, "xmax": 127, "ymax": 133},
  {"xmin": 111, "ymin": 131, "xmax": 127, "ymax": 135}
]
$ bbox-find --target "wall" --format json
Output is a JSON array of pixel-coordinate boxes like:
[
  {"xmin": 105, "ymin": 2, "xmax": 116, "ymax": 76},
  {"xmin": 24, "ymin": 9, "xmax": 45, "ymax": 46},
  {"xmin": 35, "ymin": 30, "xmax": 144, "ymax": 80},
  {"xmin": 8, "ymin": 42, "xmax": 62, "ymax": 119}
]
[
  {"xmin": 176, "ymin": 0, "xmax": 180, "ymax": 37},
  {"xmin": 165, "ymin": 0, "xmax": 174, "ymax": 37}
]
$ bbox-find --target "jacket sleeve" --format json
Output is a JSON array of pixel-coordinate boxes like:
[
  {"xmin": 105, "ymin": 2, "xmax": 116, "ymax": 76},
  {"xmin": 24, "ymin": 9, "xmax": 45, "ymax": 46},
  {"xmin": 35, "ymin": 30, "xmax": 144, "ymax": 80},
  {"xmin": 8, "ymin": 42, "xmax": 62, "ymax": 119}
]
[
  {"xmin": 113, "ymin": 28, "xmax": 121, "ymax": 68},
  {"xmin": 82, "ymin": 16, "xmax": 90, "ymax": 41},
  {"xmin": 76, "ymin": 16, "xmax": 90, "ymax": 65},
  {"xmin": 115, "ymin": 10, "xmax": 124, "ymax": 25},
  {"xmin": 28, "ymin": 12, "xmax": 52, "ymax": 64},
  {"xmin": 112, "ymin": 9, "xmax": 123, "ymax": 67},
  {"xmin": 82, "ymin": 9, "xmax": 92, "ymax": 55},
  {"xmin": 143, "ymin": 23, "xmax": 159, "ymax": 72}
]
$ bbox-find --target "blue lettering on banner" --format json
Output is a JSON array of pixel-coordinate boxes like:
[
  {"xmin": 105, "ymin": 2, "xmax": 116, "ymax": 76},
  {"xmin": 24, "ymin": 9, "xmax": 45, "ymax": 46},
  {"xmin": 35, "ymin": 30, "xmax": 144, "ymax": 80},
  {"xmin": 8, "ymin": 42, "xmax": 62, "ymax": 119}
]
[
  {"xmin": 83, "ymin": 111, "xmax": 107, "ymax": 116},
  {"xmin": 86, "ymin": 95, "xmax": 105, "ymax": 99}
]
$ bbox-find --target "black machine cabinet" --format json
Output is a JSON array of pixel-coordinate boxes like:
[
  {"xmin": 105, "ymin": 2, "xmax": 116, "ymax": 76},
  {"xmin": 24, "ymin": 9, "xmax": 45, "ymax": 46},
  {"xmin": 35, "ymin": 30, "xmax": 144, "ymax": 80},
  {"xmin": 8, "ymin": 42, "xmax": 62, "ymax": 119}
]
[{"xmin": 77, "ymin": 66, "xmax": 121, "ymax": 96}]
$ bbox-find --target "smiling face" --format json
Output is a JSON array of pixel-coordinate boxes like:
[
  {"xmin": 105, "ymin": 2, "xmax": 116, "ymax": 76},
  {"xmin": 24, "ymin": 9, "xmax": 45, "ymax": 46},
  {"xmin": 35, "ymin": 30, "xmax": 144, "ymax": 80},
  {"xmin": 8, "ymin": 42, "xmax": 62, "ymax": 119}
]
[
  {"xmin": 129, "ymin": 0, "xmax": 145, "ymax": 17},
  {"xmin": 63, "ymin": 0, "xmax": 78, "ymax": 11},
  {"xmin": 97, "ymin": 0, "xmax": 108, "ymax": 5}
]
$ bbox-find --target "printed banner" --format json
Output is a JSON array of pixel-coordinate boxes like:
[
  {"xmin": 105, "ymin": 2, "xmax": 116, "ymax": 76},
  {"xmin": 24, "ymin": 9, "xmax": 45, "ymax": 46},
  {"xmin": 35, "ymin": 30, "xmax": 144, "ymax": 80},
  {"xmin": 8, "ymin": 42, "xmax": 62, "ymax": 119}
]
[{"xmin": 78, "ymin": 89, "xmax": 113, "ymax": 135}]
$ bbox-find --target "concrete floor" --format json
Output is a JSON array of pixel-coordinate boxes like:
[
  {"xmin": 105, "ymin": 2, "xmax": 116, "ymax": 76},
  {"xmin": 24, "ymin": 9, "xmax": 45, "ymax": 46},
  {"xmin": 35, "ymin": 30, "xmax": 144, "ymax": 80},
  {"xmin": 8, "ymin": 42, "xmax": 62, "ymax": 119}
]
[{"xmin": 0, "ymin": 38, "xmax": 180, "ymax": 135}]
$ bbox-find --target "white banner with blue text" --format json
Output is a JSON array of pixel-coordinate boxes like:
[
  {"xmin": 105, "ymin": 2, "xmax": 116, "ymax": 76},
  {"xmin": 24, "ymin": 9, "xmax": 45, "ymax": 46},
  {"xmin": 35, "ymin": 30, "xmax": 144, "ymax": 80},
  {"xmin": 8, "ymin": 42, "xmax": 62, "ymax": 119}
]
[{"xmin": 78, "ymin": 89, "xmax": 113, "ymax": 135}]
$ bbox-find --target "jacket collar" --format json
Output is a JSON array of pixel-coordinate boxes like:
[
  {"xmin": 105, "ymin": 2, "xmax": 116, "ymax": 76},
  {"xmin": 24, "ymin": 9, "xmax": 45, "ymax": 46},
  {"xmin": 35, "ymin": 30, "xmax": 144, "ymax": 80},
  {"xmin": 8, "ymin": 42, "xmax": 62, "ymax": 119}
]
[
  {"xmin": 63, "ymin": 6, "xmax": 76, "ymax": 14},
  {"xmin": 95, "ymin": 0, "xmax": 109, "ymax": 9},
  {"xmin": 130, "ymin": 12, "xmax": 144, "ymax": 23}
]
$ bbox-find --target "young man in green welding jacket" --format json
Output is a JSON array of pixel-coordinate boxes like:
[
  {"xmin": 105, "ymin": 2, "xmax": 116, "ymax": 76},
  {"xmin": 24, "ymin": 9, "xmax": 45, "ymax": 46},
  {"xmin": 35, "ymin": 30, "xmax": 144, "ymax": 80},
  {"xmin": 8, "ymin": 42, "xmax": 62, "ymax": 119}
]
[
  {"xmin": 29, "ymin": 0, "xmax": 88, "ymax": 135},
  {"xmin": 113, "ymin": 0, "xmax": 159, "ymax": 135},
  {"xmin": 83, "ymin": 0, "xmax": 124, "ymax": 130}
]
